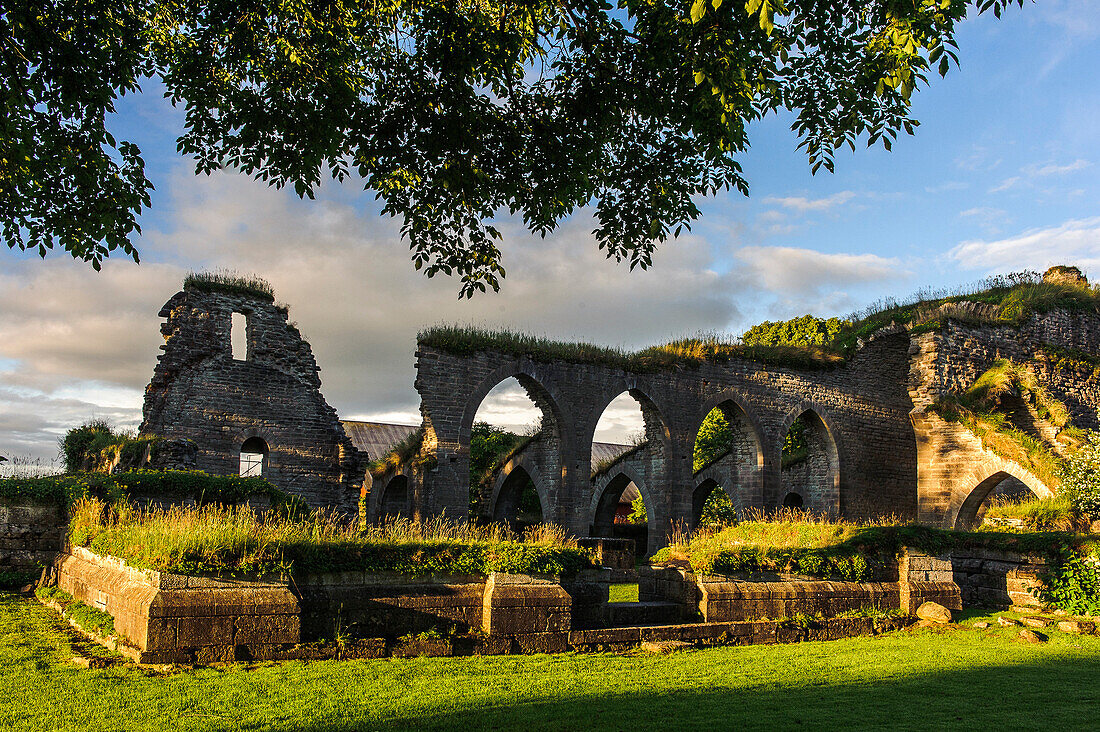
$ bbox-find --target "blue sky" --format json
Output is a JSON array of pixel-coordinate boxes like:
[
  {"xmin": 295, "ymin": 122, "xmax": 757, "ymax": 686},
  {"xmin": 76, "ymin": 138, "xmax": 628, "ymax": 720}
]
[{"xmin": 2, "ymin": 1, "xmax": 1099, "ymax": 463}]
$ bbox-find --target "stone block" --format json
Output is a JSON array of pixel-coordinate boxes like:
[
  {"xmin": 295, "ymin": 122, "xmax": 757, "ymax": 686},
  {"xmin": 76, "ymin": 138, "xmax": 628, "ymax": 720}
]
[
  {"xmin": 193, "ymin": 645, "xmax": 236, "ymax": 664},
  {"xmin": 392, "ymin": 637, "xmax": 452, "ymax": 658},
  {"xmin": 512, "ymin": 632, "xmax": 570, "ymax": 654},
  {"xmin": 234, "ymin": 614, "xmax": 300, "ymax": 645},
  {"xmin": 177, "ymin": 616, "xmax": 236, "ymax": 646}
]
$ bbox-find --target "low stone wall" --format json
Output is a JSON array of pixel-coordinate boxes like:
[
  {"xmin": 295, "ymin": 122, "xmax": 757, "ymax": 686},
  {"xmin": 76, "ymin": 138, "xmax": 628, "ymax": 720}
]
[
  {"xmin": 0, "ymin": 499, "xmax": 64, "ymax": 578},
  {"xmin": 640, "ymin": 548, "xmax": 963, "ymax": 621},
  {"xmin": 295, "ymin": 571, "xmax": 487, "ymax": 641},
  {"xmin": 53, "ymin": 548, "xmax": 606, "ymax": 662},
  {"xmin": 639, "ymin": 566, "xmax": 902, "ymax": 622},
  {"xmin": 56, "ymin": 547, "xmax": 300, "ymax": 663},
  {"xmin": 948, "ymin": 548, "xmax": 1047, "ymax": 608},
  {"xmin": 899, "ymin": 549, "xmax": 963, "ymax": 613}
]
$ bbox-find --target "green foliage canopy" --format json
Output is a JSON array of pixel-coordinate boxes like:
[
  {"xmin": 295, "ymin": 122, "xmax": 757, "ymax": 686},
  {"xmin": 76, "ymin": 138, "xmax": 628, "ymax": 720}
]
[
  {"xmin": 3, "ymin": 0, "xmax": 1023, "ymax": 295},
  {"xmin": 742, "ymin": 315, "xmax": 844, "ymax": 349}
]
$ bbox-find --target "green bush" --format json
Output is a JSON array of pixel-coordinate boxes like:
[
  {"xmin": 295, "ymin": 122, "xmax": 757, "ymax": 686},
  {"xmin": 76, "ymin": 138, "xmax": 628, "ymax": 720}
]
[
  {"xmin": 35, "ymin": 585, "xmax": 116, "ymax": 638},
  {"xmin": 1059, "ymin": 426, "xmax": 1100, "ymax": 521},
  {"xmin": 0, "ymin": 470, "xmax": 294, "ymax": 511}
]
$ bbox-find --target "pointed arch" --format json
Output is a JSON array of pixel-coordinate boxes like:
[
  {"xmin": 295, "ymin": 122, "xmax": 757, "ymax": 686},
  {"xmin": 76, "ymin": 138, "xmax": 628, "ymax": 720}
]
[
  {"xmin": 950, "ymin": 467, "xmax": 1051, "ymax": 530},
  {"xmin": 458, "ymin": 364, "xmax": 573, "ymax": 453},
  {"xmin": 777, "ymin": 403, "xmax": 842, "ymax": 517},
  {"xmin": 693, "ymin": 390, "xmax": 766, "ymax": 473},
  {"xmin": 490, "ymin": 454, "xmax": 551, "ymax": 525}
]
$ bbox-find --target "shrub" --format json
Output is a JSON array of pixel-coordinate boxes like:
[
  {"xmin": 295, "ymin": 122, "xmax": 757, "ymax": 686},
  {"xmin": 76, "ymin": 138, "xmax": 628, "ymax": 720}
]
[
  {"xmin": 0, "ymin": 470, "xmax": 295, "ymax": 511},
  {"xmin": 59, "ymin": 421, "xmax": 163, "ymax": 473},
  {"xmin": 1059, "ymin": 426, "xmax": 1100, "ymax": 521}
]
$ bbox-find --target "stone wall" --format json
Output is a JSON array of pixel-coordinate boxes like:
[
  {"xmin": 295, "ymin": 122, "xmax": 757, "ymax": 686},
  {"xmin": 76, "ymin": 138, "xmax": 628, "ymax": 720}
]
[
  {"xmin": 638, "ymin": 566, "xmax": 904, "ymax": 622},
  {"xmin": 295, "ymin": 571, "xmax": 487, "ymax": 640},
  {"xmin": 140, "ymin": 285, "xmax": 361, "ymax": 512},
  {"xmin": 0, "ymin": 499, "xmax": 64, "ymax": 578},
  {"xmin": 56, "ymin": 547, "xmax": 300, "ymax": 663},
  {"xmin": 52, "ymin": 548, "xmax": 606, "ymax": 662},
  {"xmin": 948, "ymin": 548, "xmax": 1047, "ymax": 608},
  {"xmin": 414, "ymin": 328, "xmax": 919, "ymax": 547}
]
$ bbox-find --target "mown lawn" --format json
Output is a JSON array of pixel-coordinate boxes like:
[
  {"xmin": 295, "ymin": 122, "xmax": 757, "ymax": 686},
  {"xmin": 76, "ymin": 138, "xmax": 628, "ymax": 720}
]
[{"xmin": 3, "ymin": 593, "xmax": 1100, "ymax": 731}]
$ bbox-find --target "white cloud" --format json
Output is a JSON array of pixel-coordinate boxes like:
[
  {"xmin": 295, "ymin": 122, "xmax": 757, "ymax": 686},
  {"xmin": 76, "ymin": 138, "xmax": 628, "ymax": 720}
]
[
  {"xmin": 1033, "ymin": 159, "xmax": 1091, "ymax": 176},
  {"xmin": 0, "ymin": 168, "xmax": 742, "ymax": 459},
  {"xmin": 761, "ymin": 191, "xmax": 856, "ymax": 213},
  {"xmin": 989, "ymin": 176, "xmax": 1021, "ymax": 193},
  {"xmin": 949, "ymin": 217, "xmax": 1100, "ymax": 273},
  {"xmin": 926, "ymin": 181, "xmax": 969, "ymax": 194},
  {"xmin": 730, "ymin": 246, "xmax": 908, "ymax": 320}
]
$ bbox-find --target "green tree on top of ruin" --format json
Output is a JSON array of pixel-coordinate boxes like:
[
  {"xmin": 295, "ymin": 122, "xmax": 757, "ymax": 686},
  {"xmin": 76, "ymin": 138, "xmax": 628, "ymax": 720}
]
[
  {"xmin": 3, "ymin": 0, "xmax": 1025, "ymax": 296},
  {"xmin": 742, "ymin": 315, "xmax": 844, "ymax": 349}
]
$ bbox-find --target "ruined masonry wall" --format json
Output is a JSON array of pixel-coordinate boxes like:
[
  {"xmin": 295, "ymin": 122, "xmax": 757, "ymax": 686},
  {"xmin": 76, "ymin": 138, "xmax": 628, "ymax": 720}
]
[
  {"xmin": 416, "ymin": 329, "xmax": 919, "ymax": 541},
  {"xmin": 0, "ymin": 499, "xmax": 64, "ymax": 577},
  {"xmin": 140, "ymin": 287, "xmax": 360, "ymax": 512}
]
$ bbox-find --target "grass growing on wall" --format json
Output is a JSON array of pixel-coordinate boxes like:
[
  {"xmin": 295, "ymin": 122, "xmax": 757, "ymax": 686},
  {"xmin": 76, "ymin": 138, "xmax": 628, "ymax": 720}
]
[
  {"xmin": 420, "ymin": 274, "xmax": 1100, "ymax": 374},
  {"xmin": 418, "ymin": 326, "xmax": 844, "ymax": 372},
  {"xmin": 651, "ymin": 509, "xmax": 1096, "ymax": 585},
  {"xmin": 983, "ymin": 495, "xmax": 1080, "ymax": 532},
  {"xmin": 68, "ymin": 500, "xmax": 593, "ymax": 578},
  {"xmin": 183, "ymin": 270, "xmax": 275, "ymax": 301},
  {"xmin": 4, "ymin": 593, "xmax": 1100, "ymax": 731}
]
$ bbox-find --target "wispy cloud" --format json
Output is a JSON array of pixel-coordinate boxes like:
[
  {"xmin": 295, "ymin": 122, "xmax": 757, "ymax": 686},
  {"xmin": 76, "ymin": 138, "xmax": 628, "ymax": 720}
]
[
  {"xmin": 989, "ymin": 176, "xmax": 1021, "ymax": 193},
  {"xmin": 761, "ymin": 191, "xmax": 856, "ymax": 213},
  {"xmin": 1032, "ymin": 159, "xmax": 1091, "ymax": 176}
]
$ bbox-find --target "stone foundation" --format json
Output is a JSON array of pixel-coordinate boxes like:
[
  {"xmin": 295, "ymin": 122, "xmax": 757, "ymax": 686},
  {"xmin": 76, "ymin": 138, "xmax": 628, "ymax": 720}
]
[
  {"xmin": 0, "ymin": 499, "xmax": 64, "ymax": 578},
  {"xmin": 639, "ymin": 566, "xmax": 903, "ymax": 622},
  {"xmin": 948, "ymin": 548, "xmax": 1047, "ymax": 608}
]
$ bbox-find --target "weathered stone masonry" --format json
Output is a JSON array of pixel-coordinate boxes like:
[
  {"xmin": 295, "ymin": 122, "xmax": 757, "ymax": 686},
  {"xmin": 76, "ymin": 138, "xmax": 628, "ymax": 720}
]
[
  {"xmin": 135, "ymin": 278, "xmax": 1100, "ymax": 547},
  {"xmin": 140, "ymin": 286, "xmax": 361, "ymax": 512},
  {"xmin": 413, "ymin": 330, "xmax": 920, "ymax": 552}
]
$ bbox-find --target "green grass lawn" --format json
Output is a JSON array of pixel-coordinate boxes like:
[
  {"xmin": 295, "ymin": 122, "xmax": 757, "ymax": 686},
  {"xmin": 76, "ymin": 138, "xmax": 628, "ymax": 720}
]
[
  {"xmin": 607, "ymin": 583, "xmax": 639, "ymax": 603},
  {"xmin": 4, "ymin": 593, "xmax": 1100, "ymax": 731}
]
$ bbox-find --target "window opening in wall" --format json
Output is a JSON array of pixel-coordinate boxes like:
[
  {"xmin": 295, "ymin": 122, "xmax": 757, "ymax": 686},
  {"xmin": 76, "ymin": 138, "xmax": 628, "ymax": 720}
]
[
  {"xmin": 691, "ymin": 402, "xmax": 761, "ymax": 527},
  {"xmin": 240, "ymin": 437, "xmax": 268, "ymax": 477},
  {"xmin": 783, "ymin": 492, "xmax": 804, "ymax": 509},
  {"xmin": 471, "ymin": 376, "xmax": 548, "ymax": 522},
  {"xmin": 231, "ymin": 312, "xmax": 248, "ymax": 360}
]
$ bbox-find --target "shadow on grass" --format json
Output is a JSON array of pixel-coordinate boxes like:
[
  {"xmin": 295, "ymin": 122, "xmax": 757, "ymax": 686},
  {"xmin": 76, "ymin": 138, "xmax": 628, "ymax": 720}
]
[{"xmin": 283, "ymin": 653, "xmax": 1100, "ymax": 732}]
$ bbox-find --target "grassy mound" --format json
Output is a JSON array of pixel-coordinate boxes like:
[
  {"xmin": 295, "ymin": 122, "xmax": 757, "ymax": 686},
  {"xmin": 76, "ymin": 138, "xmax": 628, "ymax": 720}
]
[{"xmin": 69, "ymin": 500, "xmax": 594, "ymax": 578}]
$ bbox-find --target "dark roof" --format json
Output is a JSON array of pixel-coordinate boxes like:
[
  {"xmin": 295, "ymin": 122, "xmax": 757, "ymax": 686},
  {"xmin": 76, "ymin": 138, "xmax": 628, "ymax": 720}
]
[
  {"xmin": 342, "ymin": 420, "xmax": 635, "ymax": 468},
  {"xmin": 592, "ymin": 441, "xmax": 633, "ymax": 465},
  {"xmin": 341, "ymin": 421, "xmax": 419, "ymax": 461}
]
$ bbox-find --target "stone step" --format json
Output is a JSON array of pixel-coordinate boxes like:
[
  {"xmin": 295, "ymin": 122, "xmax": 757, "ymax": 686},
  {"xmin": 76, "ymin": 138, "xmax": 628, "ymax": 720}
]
[{"xmin": 607, "ymin": 601, "xmax": 683, "ymax": 627}]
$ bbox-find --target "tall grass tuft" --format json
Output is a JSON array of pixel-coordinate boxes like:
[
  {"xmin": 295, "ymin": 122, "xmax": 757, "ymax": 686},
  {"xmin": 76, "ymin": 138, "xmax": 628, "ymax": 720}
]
[
  {"xmin": 68, "ymin": 500, "xmax": 589, "ymax": 577},
  {"xmin": 184, "ymin": 270, "xmax": 275, "ymax": 301}
]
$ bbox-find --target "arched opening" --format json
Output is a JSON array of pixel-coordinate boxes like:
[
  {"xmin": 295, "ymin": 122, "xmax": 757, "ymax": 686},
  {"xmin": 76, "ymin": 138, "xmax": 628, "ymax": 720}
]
[
  {"xmin": 692, "ymin": 398, "xmax": 763, "ymax": 524},
  {"xmin": 779, "ymin": 410, "xmax": 839, "ymax": 517},
  {"xmin": 468, "ymin": 375, "xmax": 561, "ymax": 522},
  {"xmin": 379, "ymin": 475, "xmax": 409, "ymax": 520},
  {"xmin": 589, "ymin": 388, "xmax": 670, "ymax": 556},
  {"xmin": 592, "ymin": 472, "xmax": 649, "ymax": 559},
  {"xmin": 239, "ymin": 436, "xmax": 268, "ymax": 477},
  {"xmin": 783, "ymin": 492, "xmax": 804, "ymax": 509},
  {"xmin": 692, "ymin": 479, "xmax": 736, "ymax": 529},
  {"xmin": 954, "ymin": 472, "xmax": 1042, "ymax": 530},
  {"xmin": 492, "ymin": 465, "xmax": 544, "ymax": 533}
]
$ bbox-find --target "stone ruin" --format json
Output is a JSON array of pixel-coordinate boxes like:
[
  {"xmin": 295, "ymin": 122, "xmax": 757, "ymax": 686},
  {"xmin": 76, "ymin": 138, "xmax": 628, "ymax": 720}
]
[{"xmin": 139, "ymin": 267, "xmax": 1100, "ymax": 553}]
